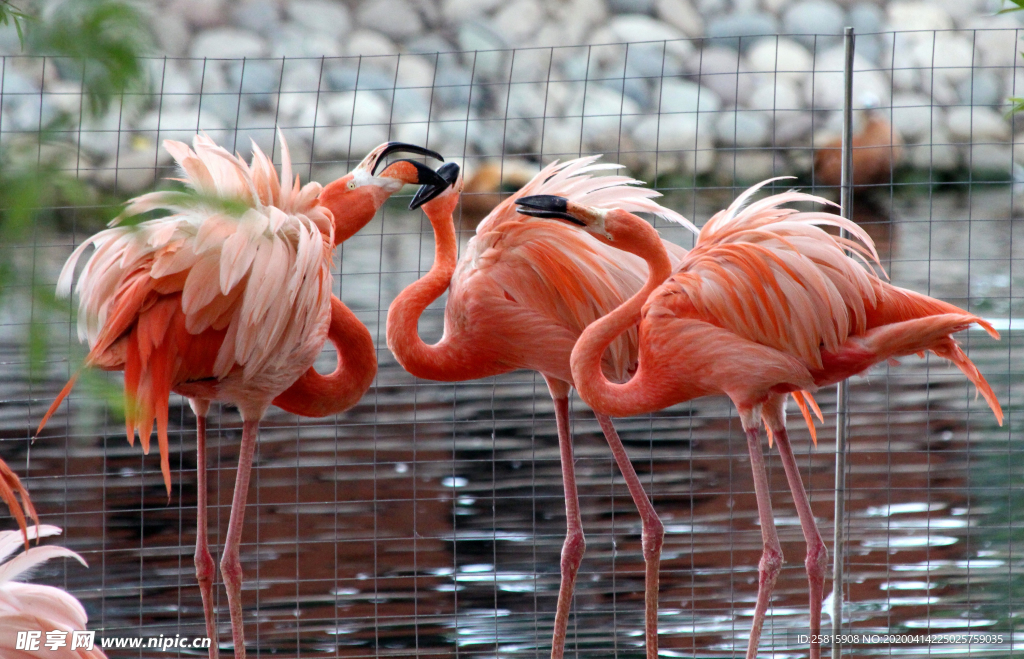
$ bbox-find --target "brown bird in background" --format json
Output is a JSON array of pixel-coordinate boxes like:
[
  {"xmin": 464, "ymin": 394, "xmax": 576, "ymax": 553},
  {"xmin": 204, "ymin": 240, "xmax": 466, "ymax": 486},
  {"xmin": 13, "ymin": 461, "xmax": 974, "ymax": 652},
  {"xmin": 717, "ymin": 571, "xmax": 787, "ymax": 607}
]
[{"xmin": 814, "ymin": 97, "xmax": 903, "ymax": 189}]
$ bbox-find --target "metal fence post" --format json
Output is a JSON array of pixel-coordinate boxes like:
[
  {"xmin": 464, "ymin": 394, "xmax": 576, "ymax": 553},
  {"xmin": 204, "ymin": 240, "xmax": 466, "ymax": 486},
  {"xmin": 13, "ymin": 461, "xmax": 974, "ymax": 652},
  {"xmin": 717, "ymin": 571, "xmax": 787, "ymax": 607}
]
[{"xmin": 832, "ymin": 25, "xmax": 855, "ymax": 659}]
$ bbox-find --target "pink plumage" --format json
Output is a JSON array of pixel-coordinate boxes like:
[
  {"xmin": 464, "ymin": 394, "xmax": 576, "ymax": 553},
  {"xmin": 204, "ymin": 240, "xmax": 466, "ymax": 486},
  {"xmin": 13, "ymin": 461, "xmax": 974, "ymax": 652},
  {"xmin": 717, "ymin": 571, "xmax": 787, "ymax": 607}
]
[
  {"xmin": 0, "ymin": 525, "xmax": 106, "ymax": 659},
  {"xmin": 551, "ymin": 178, "xmax": 1002, "ymax": 659},
  {"xmin": 387, "ymin": 157, "xmax": 695, "ymax": 659}
]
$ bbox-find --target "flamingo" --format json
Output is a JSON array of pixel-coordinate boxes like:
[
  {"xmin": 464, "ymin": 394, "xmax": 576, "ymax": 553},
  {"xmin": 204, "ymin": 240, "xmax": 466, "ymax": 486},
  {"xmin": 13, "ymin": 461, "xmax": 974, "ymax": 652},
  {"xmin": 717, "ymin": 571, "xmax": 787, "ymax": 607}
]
[
  {"xmin": 387, "ymin": 158, "xmax": 696, "ymax": 659},
  {"xmin": 0, "ymin": 525, "xmax": 107, "ymax": 659},
  {"xmin": 515, "ymin": 180, "xmax": 1002, "ymax": 659},
  {"xmin": 35, "ymin": 135, "xmax": 444, "ymax": 658}
]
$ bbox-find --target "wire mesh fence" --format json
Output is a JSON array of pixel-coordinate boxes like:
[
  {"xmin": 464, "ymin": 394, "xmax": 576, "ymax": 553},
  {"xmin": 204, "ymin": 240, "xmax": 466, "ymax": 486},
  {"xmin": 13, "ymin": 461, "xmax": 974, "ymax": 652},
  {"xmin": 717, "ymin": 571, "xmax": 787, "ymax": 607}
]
[{"xmin": 1, "ymin": 28, "xmax": 1021, "ymax": 657}]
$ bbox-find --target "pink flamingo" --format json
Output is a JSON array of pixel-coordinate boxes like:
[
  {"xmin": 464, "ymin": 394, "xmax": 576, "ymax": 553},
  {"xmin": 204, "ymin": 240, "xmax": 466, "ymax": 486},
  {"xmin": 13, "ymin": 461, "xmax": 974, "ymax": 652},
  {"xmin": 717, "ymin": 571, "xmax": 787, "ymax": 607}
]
[
  {"xmin": 0, "ymin": 524, "xmax": 107, "ymax": 658},
  {"xmin": 516, "ymin": 180, "xmax": 1003, "ymax": 659},
  {"xmin": 388, "ymin": 158, "xmax": 696, "ymax": 659},
  {"xmin": 36, "ymin": 135, "xmax": 444, "ymax": 658}
]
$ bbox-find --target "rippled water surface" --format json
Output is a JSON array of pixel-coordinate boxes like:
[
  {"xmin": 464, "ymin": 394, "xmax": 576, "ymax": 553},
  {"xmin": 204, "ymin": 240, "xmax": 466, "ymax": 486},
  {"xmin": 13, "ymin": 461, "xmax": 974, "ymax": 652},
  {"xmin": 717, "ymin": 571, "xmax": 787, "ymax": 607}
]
[{"xmin": 9, "ymin": 186, "xmax": 1023, "ymax": 657}]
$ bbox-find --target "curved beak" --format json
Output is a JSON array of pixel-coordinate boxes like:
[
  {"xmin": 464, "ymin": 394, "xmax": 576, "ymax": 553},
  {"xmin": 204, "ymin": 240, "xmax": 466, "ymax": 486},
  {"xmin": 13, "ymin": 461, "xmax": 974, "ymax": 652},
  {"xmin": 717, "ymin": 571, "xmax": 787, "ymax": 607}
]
[
  {"xmin": 409, "ymin": 162, "xmax": 461, "ymax": 210},
  {"xmin": 358, "ymin": 142, "xmax": 444, "ymax": 176},
  {"xmin": 379, "ymin": 159, "xmax": 448, "ymax": 188},
  {"xmin": 515, "ymin": 195, "xmax": 585, "ymax": 226}
]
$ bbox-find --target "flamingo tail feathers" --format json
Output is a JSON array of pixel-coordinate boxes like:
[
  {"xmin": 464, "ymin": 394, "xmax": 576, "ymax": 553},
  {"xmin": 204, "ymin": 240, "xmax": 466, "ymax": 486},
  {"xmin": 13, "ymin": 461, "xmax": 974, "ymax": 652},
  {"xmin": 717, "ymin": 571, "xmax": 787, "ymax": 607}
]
[
  {"xmin": 35, "ymin": 371, "xmax": 82, "ymax": 438},
  {"xmin": 0, "ymin": 459, "xmax": 38, "ymax": 550}
]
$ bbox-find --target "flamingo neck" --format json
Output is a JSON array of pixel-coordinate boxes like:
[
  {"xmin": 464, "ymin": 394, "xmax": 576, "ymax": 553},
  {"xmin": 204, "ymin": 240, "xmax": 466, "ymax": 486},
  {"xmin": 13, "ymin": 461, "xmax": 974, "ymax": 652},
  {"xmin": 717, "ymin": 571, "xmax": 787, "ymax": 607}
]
[
  {"xmin": 386, "ymin": 204, "xmax": 468, "ymax": 381},
  {"xmin": 273, "ymin": 296, "xmax": 377, "ymax": 417},
  {"xmin": 570, "ymin": 210, "xmax": 674, "ymax": 417}
]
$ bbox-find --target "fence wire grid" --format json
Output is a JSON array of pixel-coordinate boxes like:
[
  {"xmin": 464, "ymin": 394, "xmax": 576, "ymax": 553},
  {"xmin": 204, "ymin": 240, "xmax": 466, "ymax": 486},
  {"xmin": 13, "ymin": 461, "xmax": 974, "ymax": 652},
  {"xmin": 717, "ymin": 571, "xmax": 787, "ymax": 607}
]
[{"xmin": 1, "ymin": 27, "xmax": 1022, "ymax": 658}]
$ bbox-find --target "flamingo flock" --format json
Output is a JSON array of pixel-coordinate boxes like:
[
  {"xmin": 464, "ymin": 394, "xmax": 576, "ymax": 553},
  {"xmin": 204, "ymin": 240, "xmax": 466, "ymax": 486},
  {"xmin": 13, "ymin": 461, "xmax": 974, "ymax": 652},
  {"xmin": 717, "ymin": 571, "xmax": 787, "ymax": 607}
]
[{"xmin": 3, "ymin": 130, "xmax": 999, "ymax": 658}]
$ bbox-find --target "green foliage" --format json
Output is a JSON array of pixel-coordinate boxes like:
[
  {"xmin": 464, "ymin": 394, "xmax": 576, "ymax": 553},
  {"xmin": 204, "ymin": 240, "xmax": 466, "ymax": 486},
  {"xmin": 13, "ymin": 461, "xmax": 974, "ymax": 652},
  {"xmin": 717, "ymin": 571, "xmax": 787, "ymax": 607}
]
[
  {"xmin": 998, "ymin": 0, "xmax": 1024, "ymax": 13},
  {"xmin": 0, "ymin": 1, "xmax": 32, "ymax": 48},
  {"xmin": 26, "ymin": 0, "xmax": 150, "ymax": 118},
  {"xmin": 0, "ymin": 0, "xmax": 152, "ymax": 390}
]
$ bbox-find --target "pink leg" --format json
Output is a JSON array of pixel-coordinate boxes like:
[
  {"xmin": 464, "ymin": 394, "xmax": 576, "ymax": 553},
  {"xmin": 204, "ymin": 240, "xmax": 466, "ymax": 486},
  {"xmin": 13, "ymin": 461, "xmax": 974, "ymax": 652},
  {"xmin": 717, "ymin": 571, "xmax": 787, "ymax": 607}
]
[
  {"xmin": 773, "ymin": 427, "xmax": 827, "ymax": 659},
  {"xmin": 194, "ymin": 414, "xmax": 220, "ymax": 658},
  {"xmin": 220, "ymin": 419, "xmax": 259, "ymax": 659},
  {"xmin": 744, "ymin": 426, "xmax": 783, "ymax": 659},
  {"xmin": 550, "ymin": 395, "xmax": 585, "ymax": 659},
  {"xmin": 595, "ymin": 413, "xmax": 663, "ymax": 659}
]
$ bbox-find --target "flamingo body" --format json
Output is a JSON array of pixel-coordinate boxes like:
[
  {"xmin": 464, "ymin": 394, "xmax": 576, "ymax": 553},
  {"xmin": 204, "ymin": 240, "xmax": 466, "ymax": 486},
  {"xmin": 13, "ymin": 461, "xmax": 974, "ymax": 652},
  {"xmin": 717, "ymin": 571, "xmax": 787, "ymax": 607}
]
[
  {"xmin": 517, "ymin": 179, "xmax": 1002, "ymax": 659},
  {"xmin": 387, "ymin": 157, "xmax": 694, "ymax": 659}
]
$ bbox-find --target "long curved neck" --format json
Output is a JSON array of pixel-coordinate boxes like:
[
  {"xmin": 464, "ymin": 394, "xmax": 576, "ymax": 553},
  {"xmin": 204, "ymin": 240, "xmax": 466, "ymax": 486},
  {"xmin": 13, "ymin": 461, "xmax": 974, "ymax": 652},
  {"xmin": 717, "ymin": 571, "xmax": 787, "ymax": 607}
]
[
  {"xmin": 273, "ymin": 296, "xmax": 377, "ymax": 417},
  {"xmin": 386, "ymin": 204, "xmax": 470, "ymax": 381},
  {"xmin": 571, "ymin": 211, "xmax": 674, "ymax": 417}
]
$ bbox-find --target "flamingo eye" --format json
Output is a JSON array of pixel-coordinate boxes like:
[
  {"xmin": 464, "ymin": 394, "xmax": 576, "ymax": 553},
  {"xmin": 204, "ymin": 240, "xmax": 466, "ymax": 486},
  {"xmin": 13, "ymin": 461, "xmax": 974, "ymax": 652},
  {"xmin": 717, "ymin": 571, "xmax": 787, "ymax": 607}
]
[{"xmin": 347, "ymin": 180, "xmax": 357, "ymax": 190}]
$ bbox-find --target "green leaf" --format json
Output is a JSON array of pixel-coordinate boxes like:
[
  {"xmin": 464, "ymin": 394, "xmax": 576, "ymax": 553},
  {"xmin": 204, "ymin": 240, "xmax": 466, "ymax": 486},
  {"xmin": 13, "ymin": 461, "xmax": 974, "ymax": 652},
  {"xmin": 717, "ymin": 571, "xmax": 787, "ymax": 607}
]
[
  {"xmin": 26, "ymin": 0, "xmax": 151, "ymax": 118},
  {"xmin": 998, "ymin": 0, "xmax": 1024, "ymax": 12}
]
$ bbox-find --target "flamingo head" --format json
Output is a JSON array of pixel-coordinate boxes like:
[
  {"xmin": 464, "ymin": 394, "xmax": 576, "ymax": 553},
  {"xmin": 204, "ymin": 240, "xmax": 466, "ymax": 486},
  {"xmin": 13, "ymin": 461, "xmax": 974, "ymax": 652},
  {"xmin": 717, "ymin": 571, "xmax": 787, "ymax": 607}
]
[
  {"xmin": 409, "ymin": 162, "xmax": 463, "ymax": 218},
  {"xmin": 515, "ymin": 195, "xmax": 611, "ymax": 239},
  {"xmin": 320, "ymin": 142, "xmax": 445, "ymax": 244}
]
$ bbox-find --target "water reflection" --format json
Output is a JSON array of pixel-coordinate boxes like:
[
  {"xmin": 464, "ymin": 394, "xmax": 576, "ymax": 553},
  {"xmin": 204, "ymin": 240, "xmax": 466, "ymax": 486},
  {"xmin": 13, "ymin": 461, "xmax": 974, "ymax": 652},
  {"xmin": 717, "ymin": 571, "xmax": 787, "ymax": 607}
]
[{"xmin": 8, "ymin": 188, "xmax": 1021, "ymax": 656}]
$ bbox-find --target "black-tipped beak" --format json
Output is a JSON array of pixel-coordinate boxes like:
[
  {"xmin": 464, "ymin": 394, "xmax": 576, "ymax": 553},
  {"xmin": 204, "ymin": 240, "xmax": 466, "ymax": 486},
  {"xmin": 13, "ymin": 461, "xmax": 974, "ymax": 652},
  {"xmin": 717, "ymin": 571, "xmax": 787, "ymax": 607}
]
[
  {"xmin": 370, "ymin": 142, "xmax": 444, "ymax": 175},
  {"xmin": 385, "ymin": 159, "xmax": 448, "ymax": 188},
  {"xmin": 515, "ymin": 195, "xmax": 585, "ymax": 226},
  {"xmin": 410, "ymin": 162, "xmax": 460, "ymax": 210}
]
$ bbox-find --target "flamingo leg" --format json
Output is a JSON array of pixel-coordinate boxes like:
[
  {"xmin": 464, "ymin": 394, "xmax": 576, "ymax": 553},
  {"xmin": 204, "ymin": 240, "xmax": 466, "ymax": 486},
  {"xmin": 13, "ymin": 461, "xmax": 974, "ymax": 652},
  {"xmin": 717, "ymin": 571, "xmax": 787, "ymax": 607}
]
[
  {"xmin": 220, "ymin": 419, "xmax": 259, "ymax": 659},
  {"xmin": 595, "ymin": 413, "xmax": 663, "ymax": 659},
  {"xmin": 744, "ymin": 426, "xmax": 783, "ymax": 659},
  {"xmin": 772, "ymin": 427, "xmax": 827, "ymax": 659},
  {"xmin": 194, "ymin": 413, "xmax": 220, "ymax": 659},
  {"xmin": 550, "ymin": 395, "xmax": 585, "ymax": 659}
]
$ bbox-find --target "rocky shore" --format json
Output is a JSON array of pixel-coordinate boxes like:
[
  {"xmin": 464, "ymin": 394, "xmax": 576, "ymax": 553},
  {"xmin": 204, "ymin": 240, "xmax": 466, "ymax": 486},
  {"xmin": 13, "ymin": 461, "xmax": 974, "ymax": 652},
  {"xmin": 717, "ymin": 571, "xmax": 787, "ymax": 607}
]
[{"xmin": 2, "ymin": 0, "xmax": 1023, "ymax": 191}]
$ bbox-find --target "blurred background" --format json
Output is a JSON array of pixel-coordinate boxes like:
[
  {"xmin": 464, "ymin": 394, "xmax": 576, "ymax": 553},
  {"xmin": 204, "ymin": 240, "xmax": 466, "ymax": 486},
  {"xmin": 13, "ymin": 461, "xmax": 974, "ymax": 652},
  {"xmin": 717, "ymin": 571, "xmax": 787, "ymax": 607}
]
[{"xmin": 0, "ymin": 1, "xmax": 1020, "ymax": 657}]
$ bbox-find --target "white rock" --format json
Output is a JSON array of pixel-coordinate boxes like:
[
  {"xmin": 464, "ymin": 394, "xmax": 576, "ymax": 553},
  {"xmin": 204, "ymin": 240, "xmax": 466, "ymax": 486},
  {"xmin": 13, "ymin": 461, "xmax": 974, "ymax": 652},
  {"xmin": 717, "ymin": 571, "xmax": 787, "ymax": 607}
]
[
  {"xmin": 747, "ymin": 79, "xmax": 803, "ymax": 111},
  {"xmin": 171, "ymin": 0, "xmax": 225, "ymax": 29},
  {"xmin": 906, "ymin": 131, "xmax": 959, "ymax": 171},
  {"xmin": 886, "ymin": 1, "xmax": 954, "ymax": 31},
  {"xmin": 966, "ymin": 143, "xmax": 1012, "ymax": 172},
  {"xmin": 540, "ymin": 117, "xmax": 584, "ymax": 156},
  {"xmin": 891, "ymin": 92, "xmax": 946, "ymax": 143},
  {"xmin": 551, "ymin": 0, "xmax": 609, "ymax": 45},
  {"xmin": 654, "ymin": 0, "xmax": 704, "ymax": 38},
  {"xmin": 745, "ymin": 37, "xmax": 812, "ymax": 85},
  {"xmin": 714, "ymin": 110, "xmax": 770, "ymax": 147},
  {"xmin": 357, "ymin": 0, "xmax": 424, "ymax": 41},
  {"xmin": 567, "ymin": 86, "xmax": 641, "ymax": 151},
  {"xmin": 441, "ymin": 0, "xmax": 505, "ymax": 24},
  {"xmin": 152, "ymin": 12, "xmax": 191, "ymax": 57},
  {"xmin": 79, "ymin": 110, "xmax": 127, "ymax": 160},
  {"xmin": 966, "ymin": 15, "xmax": 1021, "ymax": 68},
  {"xmin": 597, "ymin": 15, "xmax": 694, "ymax": 61},
  {"xmin": 490, "ymin": 0, "xmax": 545, "ymax": 46},
  {"xmin": 910, "ymin": 33, "xmax": 975, "ymax": 85},
  {"xmin": 148, "ymin": 61, "xmax": 196, "ymax": 110},
  {"xmin": 805, "ymin": 46, "xmax": 889, "ymax": 111},
  {"xmin": 324, "ymin": 91, "xmax": 391, "ymax": 127},
  {"xmin": 271, "ymin": 24, "xmax": 343, "ymax": 58},
  {"xmin": 656, "ymin": 79, "xmax": 722, "ymax": 114},
  {"xmin": 946, "ymin": 106, "xmax": 1012, "ymax": 143},
  {"xmin": 632, "ymin": 113, "xmax": 716, "ymax": 175},
  {"xmin": 135, "ymin": 108, "xmax": 227, "ymax": 145},
  {"xmin": 345, "ymin": 30, "xmax": 399, "ymax": 58},
  {"xmin": 457, "ymin": 22, "xmax": 507, "ymax": 79},
  {"xmin": 783, "ymin": 0, "xmax": 846, "ymax": 45},
  {"xmin": 288, "ymin": 0, "xmax": 352, "ymax": 38},
  {"xmin": 190, "ymin": 28, "xmax": 267, "ymax": 59},
  {"xmin": 716, "ymin": 151, "xmax": 779, "ymax": 183},
  {"xmin": 317, "ymin": 124, "xmax": 390, "ymax": 159},
  {"xmin": 93, "ymin": 148, "xmax": 160, "ymax": 193},
  {"xmin": 396, "ymin": 56, "xmax": 435, "ymax": 91}
]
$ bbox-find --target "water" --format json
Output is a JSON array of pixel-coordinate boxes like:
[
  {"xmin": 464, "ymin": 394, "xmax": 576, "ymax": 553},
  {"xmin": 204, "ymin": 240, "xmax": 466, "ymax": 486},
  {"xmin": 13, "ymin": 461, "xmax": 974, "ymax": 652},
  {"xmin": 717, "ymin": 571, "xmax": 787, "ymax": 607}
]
[{"xmin": 9, "ymin": 186, "xmax": 1023, "ymax": 657}]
